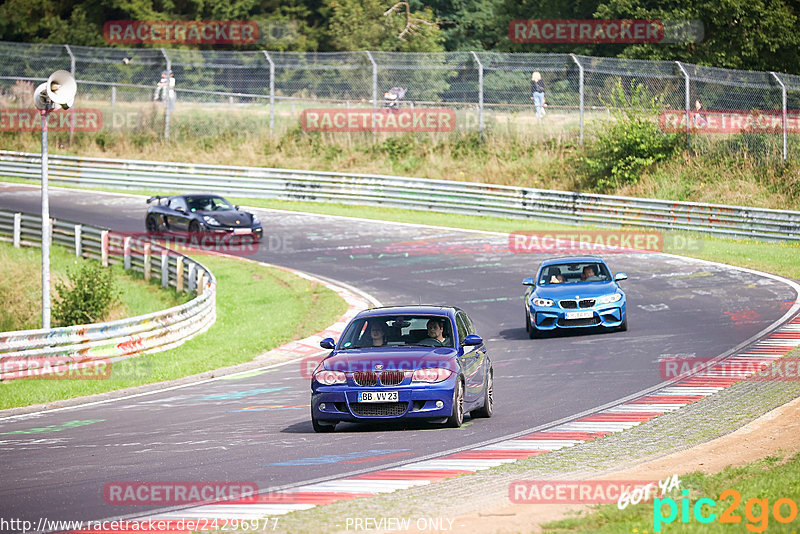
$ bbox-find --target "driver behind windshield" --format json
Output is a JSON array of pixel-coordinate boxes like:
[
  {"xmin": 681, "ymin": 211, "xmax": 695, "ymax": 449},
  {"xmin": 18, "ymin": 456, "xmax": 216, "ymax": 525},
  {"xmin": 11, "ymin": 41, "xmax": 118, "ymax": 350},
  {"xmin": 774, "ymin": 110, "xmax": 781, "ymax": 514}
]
[{"xmin": 419, "ymin": 318, "xmax": 451, "ymax": 347}]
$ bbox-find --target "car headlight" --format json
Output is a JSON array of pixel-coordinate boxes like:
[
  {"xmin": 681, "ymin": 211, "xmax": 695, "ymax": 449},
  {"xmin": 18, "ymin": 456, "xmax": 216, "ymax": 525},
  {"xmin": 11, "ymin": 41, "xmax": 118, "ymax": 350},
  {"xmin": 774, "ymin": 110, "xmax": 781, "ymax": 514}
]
[
  {"xmin": 532, "ymin": 298, "xmax": 555, "ymax": 307},
  {"xmin": 411, "ymin": 368, "xmax": 452, "ymax": 383},
  {"xmin": 202, "ymin": 215, "xmax": 221, "ymax": 226},
  {"xmin": 597, "ymin": 293, "xmax": 623, "ymax": 304},
  {"xmin": 251, "ymin": 214, "xmax": 260, "ymax": 225},
  {"xmin": 314, "ymin": 370, "xmax": 346, "ymax": 385}
]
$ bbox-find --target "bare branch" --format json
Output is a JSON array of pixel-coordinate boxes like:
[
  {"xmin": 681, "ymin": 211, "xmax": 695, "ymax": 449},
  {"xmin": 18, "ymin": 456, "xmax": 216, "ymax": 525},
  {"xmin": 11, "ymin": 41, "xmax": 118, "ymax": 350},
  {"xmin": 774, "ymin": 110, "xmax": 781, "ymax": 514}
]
[{"xmin": 384, "ymin": 1, "xmax": 435, "ymax": 41}]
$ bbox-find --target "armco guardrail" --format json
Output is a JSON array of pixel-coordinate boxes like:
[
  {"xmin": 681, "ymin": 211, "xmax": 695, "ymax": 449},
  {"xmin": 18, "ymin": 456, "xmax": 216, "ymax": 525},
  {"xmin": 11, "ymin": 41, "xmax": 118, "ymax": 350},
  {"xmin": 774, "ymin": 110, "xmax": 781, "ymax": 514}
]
[
  {"xmin": 0, "ymin": 208, "xmax": 216, "ymax": 381},
  {"xmin": 1, "ymin": 150, "xmax": 799, "ymax": 241}
]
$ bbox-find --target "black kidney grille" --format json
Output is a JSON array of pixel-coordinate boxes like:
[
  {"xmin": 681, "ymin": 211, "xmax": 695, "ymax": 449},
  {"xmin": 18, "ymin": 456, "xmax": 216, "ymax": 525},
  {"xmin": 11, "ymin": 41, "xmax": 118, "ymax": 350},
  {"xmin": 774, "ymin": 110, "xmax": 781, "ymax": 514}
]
[
  {"xmin": 379, "ymin": 370, "xmax": 405, "ymax": 386},
  {"xmin": 351, "ymin": 402, "xmax": 408, "ymax": 417},
  {"xmin": 560, "ymin": 300, "xmax": 578, "ymax": 309},
  {"xmin": 579, "ymin": 299, "xmax": 596, "ymax": 308},
  {"xmin": 352, "ymin": 371, "xmax": 377, "ymax": 386}
]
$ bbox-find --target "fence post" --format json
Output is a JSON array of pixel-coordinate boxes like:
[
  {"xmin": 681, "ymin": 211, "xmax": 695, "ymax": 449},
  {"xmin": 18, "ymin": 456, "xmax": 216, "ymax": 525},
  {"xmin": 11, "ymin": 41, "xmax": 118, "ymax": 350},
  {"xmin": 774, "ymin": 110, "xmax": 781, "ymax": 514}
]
[
  {"xmin": 111, "ymin": 85, "xmax": 116, "ymax": 109},
  {"xmin": 770, "ymin": 72, "xmax": 788, "ymax": 161},
  {"xmin": 675, "ymin": 61, "xmax": 691, "ymax": 151},
  {"xmin": 188, "ymin": 262, "xmax": 197, "ymax": 292},
  {"xmin": 64, "ymin": 45, "xmax": 75, "ymax": 141},
  {"xmin": 570, "ymin": 54, "xmax": 585, "ymax": 145},
  {"xmin": 176, "ymin": 256, "xmax": 184, "ymax": 291},
  {"xmin": 470, "ymin": 52, "xmax": 484, "ymax": 135},
  {"xmin": 365, "ymin": 51, "xmax": 378, "ymax": 135},
  {"xmin": 160, "ymin": 48, "xmax": 171, "ymax": 140},
  {"xmin": 123, "ymin": 236, "xmax": 132, "ymax": 270},
  {"xmin": 74, "ymin": 224, "xmax": 81, "ymax": 257},
  {"xmin": 101, "ymin": 230, "xmax": 109, "ymax": 267},
  {"xmin": 13, "ymin": 212, "xmax": 21, "ymax": 247},
  {"xmin": 161, "ymin": 248, "xmax": 169, "ymax": 288},
  {"xmin": 143, "ymin": 242, "xmax": 151, "ymax": 281},
  {"xmin": 263, "ymin": 51, "xmax": 275, "ymax": 134}
]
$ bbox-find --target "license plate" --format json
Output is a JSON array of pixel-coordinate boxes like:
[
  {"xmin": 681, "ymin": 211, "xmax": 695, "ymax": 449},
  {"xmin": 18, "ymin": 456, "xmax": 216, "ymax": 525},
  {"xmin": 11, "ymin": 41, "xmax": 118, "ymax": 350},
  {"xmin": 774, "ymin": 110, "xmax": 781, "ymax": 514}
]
[
  {"xmin": 233, "ymin": 228, "xmax": 252, "ymax": 235},
  {"xmin": 566, "ymin": 310, "xmax": 594, "ymax": 320},
  {"xmin": 358, "ymin": 391, "xmax": 398, "ymax": 403}
]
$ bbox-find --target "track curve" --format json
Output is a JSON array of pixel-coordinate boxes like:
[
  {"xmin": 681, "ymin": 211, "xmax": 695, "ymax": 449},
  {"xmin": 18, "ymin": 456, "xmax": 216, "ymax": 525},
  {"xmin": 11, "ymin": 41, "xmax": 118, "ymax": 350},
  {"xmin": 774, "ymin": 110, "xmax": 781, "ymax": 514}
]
[{"xmin": 0, "ymin": 184, "xmax": 796, "ymax": 526}]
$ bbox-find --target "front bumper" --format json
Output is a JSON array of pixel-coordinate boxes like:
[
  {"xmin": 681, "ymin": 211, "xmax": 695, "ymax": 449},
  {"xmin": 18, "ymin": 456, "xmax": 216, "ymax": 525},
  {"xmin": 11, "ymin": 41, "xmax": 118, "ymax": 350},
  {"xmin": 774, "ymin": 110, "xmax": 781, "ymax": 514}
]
[
  {"xmin": 312, "ymin": 379, "xmax": 456, "ymax": 423},
  {"xmin": 530, "ymin": 303, "xmax": 625, "ymax": 330}
]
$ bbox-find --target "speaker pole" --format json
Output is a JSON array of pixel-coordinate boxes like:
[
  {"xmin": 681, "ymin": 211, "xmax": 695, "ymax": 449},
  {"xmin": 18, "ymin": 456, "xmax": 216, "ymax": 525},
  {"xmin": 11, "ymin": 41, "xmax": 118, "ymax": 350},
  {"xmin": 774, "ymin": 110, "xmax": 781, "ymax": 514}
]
[{"xmin": 40, "ymin": 106, "xmax": 51, "ymax": 329}]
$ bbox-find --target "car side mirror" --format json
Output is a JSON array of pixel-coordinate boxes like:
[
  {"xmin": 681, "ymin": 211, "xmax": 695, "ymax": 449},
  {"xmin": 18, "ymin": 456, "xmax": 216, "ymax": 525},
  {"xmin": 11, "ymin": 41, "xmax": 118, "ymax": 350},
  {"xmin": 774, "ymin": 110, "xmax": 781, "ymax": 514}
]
[
  {"xmin": 615, "ymin": 272, "xmax": 628, "ymax": 281},
  {"xmin": 234, "ymin": 205, "xmax": 240, "ymax": 210},
  {"xmin": 522, "ymin": 277, "xmax": 535, "ymax": 286},
  {"xmin": 462, "ymin": 334, "xmax": 483, "ymax": 346},
  {"xmin": 320, "ymin": 338, "xmax": 335, "ymax": 349}
]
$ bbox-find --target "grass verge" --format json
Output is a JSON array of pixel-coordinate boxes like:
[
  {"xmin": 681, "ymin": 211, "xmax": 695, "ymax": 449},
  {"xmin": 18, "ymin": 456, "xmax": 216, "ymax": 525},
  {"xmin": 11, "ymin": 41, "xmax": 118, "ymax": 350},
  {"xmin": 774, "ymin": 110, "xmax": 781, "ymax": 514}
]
[
  {"xmin": 0, "ymin": 252, "xmax": 347, "ymax": 410},
  {"xmin": 0, "ymin": 239, "xmax": 188, "ymax": 331},
  {"xmin": 542, "ymin": 452, "xmax": 800, "ymax": 533}
]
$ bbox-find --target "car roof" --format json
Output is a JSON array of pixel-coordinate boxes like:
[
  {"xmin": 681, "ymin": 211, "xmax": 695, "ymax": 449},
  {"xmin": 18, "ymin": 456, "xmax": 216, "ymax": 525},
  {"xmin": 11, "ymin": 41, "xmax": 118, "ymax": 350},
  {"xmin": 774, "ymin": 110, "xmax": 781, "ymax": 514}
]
[
  {"xmin": 356, "ymin": 306, "xmax": 459, "ymax": 319},
  {"xmin": 540, "ymin": 256, "xmax": 606, "ymax": 267}
]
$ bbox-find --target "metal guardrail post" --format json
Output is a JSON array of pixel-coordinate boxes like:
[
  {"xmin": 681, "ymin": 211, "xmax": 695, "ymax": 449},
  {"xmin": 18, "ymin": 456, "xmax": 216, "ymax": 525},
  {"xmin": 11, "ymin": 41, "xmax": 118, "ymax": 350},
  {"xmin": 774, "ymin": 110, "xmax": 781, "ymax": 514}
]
[
  {"xmin": 188, "ymin": 262, "xmax": 196, "ymax": 292},
  {"xmin": 470, "ymin": 52, "xmax": 484, "ymax": 135},
  {"xmin": 365, "ymin": 51, "xmax": 378, "ymax": 135},
  {"xmin": 13, "ymin": 213, "xmax": 20, "ymax": 247},
  {"xmin": 675, "ymin": 61, "xmax": 691, "ymax": 151},
  {"xmin": 160, "ymin": 48, "xmax": 171, "ymax": 140},
  {"xmin": 161, "ymin": 248, "xmax": 169, "ymax": 288},
  {"xmin": 64, "ymin": 44, "xmax": 75, "ymax": 141},
  {"xmin": 74, "ymin": 224, "xmax": 81, "ymax": 257},
  {"xmin": 570, "ymin": 54, "xmax": 585, "ymax": 145},
  {"xmin": 123, "ymin": 236, "xmax": 132, "ymax": 270},
  {"xmin": 263, "ymin": 51, "xmax": 275, "ymax": 134},
  {"xmin": 770, "ymin": 72, "xmax": 788, "ymax": 161}
]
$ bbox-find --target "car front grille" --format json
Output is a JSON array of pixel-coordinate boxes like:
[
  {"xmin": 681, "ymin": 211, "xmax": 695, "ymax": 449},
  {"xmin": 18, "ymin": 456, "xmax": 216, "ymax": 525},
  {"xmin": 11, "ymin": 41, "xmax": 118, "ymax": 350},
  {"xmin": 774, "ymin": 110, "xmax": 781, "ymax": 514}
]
[
  {"xmin": 379, "ymin": 370, "xmax": 405, "ymax": 386},
  {"xmin": 352, "ymin": 371, "xmax": 377, "ymax": 386},
  {"xmin": 558, "ymin": 317, "xmax": 601, "ymax": 327},
  {"xmin": 579, "ymin": 299, "xmax": 596, "ymax": 308},
  {"xmin": 560, "ymin": 300, "xmax": 578, "ymax": 309},
  {"xmin": 350, "ymin": 402, "xmax": 408, "ymax": 417},
  {"xmin": 560, "ymin": 299, "xmax": 596, "ymax": 309}
]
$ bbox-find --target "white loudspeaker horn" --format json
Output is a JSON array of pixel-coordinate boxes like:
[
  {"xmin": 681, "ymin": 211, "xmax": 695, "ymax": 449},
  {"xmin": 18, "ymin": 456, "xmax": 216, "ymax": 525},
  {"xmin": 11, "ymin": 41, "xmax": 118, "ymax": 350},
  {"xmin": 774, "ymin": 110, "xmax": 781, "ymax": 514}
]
[
  {"xmin": 46, "ymin": 70, "xmax": 77, "ymax": 110},
  {"xmin": 33, "ymin": 82, "xmax": 50, "ymax": 110}
]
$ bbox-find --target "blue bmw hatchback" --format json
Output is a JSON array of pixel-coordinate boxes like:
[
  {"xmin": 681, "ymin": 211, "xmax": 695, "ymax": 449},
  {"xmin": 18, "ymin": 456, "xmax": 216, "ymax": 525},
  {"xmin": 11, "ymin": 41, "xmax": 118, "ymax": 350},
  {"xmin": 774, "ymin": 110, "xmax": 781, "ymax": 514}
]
[
  {"xmin": 523, "ymin": 256, "xmax": 628, "ymax": 338},
  {"xmin": 311, "ymin": 306, "xmax": 493, "ymax": 432}
]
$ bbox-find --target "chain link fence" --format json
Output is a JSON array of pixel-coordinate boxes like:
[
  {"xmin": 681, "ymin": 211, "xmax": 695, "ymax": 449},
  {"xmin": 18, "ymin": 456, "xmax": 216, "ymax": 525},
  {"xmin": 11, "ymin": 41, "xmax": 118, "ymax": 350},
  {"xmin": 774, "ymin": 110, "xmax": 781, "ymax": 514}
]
[{"xmin": 0, "ymin": 40, "xmax": 797, "ymax": 160}]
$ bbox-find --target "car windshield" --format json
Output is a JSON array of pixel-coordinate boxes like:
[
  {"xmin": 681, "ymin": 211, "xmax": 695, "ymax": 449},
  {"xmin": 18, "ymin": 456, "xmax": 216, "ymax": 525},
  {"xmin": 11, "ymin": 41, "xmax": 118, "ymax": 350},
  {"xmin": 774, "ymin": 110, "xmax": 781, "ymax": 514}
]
[
  {"xmin": 187, "ymin": 196, "xmax": 234, "ymax": 212},
  {"xmin": 339, "ymin": 315, "xmax": 455, "ymax": 349},
  {"xmin": 538, "ymin": 262, "xmax": 611, "ymax": 285}
]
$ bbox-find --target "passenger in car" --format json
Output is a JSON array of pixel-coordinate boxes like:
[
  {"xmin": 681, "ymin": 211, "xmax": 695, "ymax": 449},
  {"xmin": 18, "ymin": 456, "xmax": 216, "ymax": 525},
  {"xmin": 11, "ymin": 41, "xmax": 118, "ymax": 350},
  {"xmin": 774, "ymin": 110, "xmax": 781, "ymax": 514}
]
[
  {"xmin": 581, "ymin": 265, "xmax": 598, "ymax": 281},
  {"xmin": 367, "ymin": 320, "xmax": 388, "ymax": 347},
  {"xmin": 419, "ymin": 318, "xmax": 451, "ymax": 347}
]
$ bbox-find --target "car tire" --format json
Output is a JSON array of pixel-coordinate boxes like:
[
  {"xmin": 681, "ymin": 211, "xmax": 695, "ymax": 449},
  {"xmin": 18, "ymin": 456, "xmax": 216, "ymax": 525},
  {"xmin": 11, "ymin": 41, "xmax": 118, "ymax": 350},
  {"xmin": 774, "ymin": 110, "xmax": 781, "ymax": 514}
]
[
  {"xmin": 619, "ymin": 315, "xmax": 628, "ymax": 332},
  {"xmin": 528, "ymin": 315, "xmax": 542, "ymax": 339},
  {"xmin": 312, "ymin": 416, "xmax": 336, "ymax": 433},
  {"xmin": 188, "ymin": 221, "xmax": 201, "ymax": 234},
  {"xmin": 446, "ymin": 379, "xmax": 464, "ymax": 428},
  {"xmin": 145, "ymin": 215, "xmax": 160, "ymax": 233},
  {"xmin": 470, "ymin": 369, "xmax": 493, "ymax": 419}
]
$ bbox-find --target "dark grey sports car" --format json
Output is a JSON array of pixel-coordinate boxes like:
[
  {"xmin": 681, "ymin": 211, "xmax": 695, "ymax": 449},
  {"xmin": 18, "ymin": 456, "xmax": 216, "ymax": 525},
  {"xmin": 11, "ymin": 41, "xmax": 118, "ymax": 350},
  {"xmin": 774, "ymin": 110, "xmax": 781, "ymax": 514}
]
[{"xmin": 145, "ymin": 194, "xmax": 263, "ymax": 241}]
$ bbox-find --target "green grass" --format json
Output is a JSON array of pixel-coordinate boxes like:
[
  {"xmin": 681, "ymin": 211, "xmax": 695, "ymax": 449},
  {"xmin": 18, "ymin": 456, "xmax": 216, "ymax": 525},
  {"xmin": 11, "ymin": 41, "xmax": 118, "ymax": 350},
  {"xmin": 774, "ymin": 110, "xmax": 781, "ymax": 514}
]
[
  {"xmin": 0, "ymin": 239, "xmax": 187, "ymax": 331},
  {"xmin": 0, "ymin": 252, "xmax": 347, "ymax": 410},
  {"xmin": 542, "ymin": 452, "xmax": 800, "ymax": 533}
]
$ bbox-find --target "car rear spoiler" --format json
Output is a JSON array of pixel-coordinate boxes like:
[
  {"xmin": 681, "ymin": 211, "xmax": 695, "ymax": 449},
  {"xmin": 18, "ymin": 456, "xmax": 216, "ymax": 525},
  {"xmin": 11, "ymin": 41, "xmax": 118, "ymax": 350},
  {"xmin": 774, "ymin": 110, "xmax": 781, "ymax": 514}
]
[{"xmin": 146, "ymin": 195, "xmax": 166, "ymax": 204}]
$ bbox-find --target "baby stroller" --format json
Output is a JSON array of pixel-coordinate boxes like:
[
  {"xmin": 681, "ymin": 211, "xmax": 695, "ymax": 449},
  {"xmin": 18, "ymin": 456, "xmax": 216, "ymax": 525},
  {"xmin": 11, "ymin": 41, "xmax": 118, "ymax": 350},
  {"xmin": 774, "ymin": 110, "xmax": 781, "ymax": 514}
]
[{"xmin": 383, "ymin": 87, "xmax": 407, "ymax": 109}]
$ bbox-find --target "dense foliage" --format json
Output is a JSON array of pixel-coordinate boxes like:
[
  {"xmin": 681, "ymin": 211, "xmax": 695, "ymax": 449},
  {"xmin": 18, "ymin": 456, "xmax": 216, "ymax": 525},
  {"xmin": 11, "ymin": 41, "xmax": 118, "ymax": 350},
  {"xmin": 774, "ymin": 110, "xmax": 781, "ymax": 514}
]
[
  {"xmin": 1, "ymin": 0, "xmax": 799, "ymax": 73},
  {"xmin": 53, "ymin": 261, "xmax": 119, "ymax": 327}
]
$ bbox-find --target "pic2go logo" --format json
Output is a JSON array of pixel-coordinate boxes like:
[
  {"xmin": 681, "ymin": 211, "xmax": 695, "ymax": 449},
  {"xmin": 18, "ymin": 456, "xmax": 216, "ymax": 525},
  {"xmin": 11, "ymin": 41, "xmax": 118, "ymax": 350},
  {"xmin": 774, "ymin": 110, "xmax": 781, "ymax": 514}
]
[{"xmin": 654, "ymin": 489, "xmax": 799, "ymax": 532}]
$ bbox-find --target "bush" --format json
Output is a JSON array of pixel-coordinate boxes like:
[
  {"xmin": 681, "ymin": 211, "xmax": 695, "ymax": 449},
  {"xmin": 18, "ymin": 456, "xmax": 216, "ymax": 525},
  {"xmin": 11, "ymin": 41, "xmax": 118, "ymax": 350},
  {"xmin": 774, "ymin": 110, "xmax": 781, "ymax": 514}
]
[
  {"xmin": 580, "ymin": 80, "xmax": 682, "ymax": 192},
  {"xmin": 53, "ymin": 262, "xmax": 119, "ymax": 327}
]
